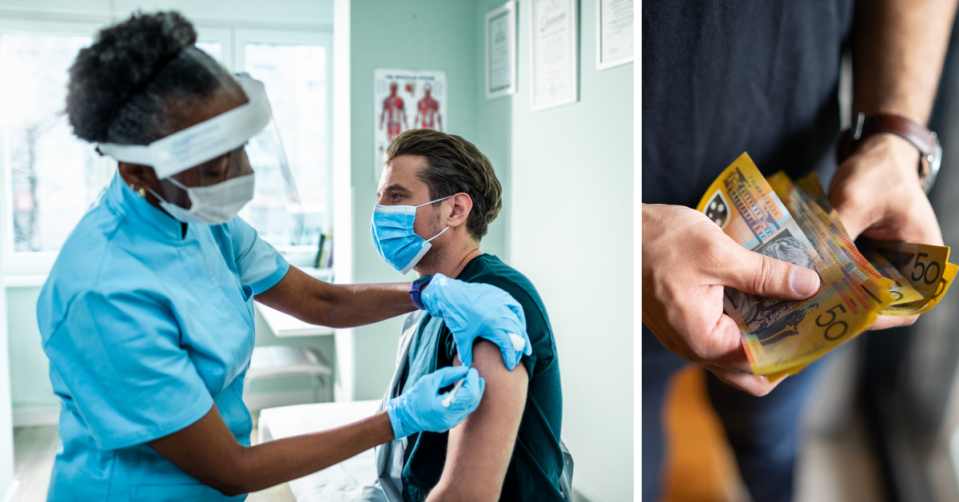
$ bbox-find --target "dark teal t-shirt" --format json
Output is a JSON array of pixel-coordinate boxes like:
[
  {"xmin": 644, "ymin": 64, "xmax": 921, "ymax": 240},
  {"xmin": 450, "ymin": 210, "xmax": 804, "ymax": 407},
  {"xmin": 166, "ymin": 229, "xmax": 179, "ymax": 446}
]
[{"xmin": 398, "ymin": 254, "xmax": 565, "ymax": 502}]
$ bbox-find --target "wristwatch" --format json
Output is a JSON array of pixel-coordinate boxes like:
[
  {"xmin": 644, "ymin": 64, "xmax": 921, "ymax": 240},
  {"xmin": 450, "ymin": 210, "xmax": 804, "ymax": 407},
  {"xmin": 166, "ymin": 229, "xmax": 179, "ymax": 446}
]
[
  {"xmin": 410, "ymin": 274, "xmax": 433, "ymax": 310},
  {"xmin": 838, "ymin": 112, "xmax": 942, "ymax": 194}
]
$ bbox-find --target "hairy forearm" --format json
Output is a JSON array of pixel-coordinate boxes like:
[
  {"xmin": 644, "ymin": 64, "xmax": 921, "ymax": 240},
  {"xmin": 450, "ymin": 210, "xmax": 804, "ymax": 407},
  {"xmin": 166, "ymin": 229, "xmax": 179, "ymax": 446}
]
[{"xmin": 852, "ymin": 0, "xmax": 958, "ymax": 122}]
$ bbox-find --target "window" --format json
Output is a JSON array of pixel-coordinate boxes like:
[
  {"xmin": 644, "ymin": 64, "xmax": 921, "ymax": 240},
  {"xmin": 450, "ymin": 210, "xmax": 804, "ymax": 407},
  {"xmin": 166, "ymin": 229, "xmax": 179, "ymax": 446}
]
[
  {"xmin": 234, "ymin": 30, "xmax": 333, "ymax": 257},
  {"xmin": 0, "ymin": 20, "xmax": 333, "ymax": 276},
  {"xmin": 0, "ymin": 22, "xmax": 115, "ymax": 275},
  {"xmin": 240, "ymin": 41, "xmax": 329, "ymax": 248}
]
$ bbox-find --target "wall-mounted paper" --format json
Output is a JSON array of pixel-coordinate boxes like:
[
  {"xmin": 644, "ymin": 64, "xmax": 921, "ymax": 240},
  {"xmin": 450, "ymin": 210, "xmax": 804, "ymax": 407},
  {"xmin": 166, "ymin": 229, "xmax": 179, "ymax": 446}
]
[
  {"xmin": 530, "ymin": 0, "xmax": 578, "ymax": 111},
  {"xmin": 372, "ymin": 69, "xmax": 448, "ymax": 182},
  {"xmin": 597, "ymin": 0, "xmax": 633, "ymax": 70},
  {"xmin": 486, "ymin": 1, "xmax": 516, "ymax": 100}
]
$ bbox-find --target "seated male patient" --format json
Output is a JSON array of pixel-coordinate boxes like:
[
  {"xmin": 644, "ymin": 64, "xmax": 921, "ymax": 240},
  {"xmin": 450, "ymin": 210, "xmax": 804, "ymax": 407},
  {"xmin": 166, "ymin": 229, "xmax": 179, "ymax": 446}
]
[{"xmin": 362, "ymin": 130, "xmax": 569, "ymax": 502}]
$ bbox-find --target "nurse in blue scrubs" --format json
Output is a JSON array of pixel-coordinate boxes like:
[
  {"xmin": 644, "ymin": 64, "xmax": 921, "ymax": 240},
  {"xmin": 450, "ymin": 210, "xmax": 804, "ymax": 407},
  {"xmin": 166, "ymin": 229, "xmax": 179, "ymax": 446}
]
[{"xmin": 35, "ymin": 12, "xmax": 528, "ymax": 501}]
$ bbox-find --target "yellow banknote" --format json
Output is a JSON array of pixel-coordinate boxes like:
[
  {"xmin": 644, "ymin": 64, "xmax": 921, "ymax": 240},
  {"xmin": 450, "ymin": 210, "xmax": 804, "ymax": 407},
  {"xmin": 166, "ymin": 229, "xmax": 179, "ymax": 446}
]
[
  {"xmin": 697, "ymin": 154, "xmax": 893, "ymax": 376},
  {"xmin": 864, "ymin": 248, "xmax": 924, "ymax": 306},
  {"xmin": 869, "ymin": 240, "xmax": 956, "ymax": 315}
]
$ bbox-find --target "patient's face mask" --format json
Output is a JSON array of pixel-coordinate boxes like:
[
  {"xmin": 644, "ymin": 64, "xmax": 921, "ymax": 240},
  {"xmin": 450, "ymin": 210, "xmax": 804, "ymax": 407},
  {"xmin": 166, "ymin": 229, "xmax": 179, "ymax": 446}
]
[
  {"xmin": 371, "ymin": 196, "xmax": 452, "ymax": 274},
  {"xmin": 98, "ymin": 72, "xmax": 301, "ymax": 227}
]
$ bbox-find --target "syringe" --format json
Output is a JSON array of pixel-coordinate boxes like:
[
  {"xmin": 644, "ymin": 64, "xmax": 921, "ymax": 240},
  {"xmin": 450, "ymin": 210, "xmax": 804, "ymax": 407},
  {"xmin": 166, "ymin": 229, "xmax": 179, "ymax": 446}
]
[{"xmin": 442, "ymin": 376, "xmax": 467, "ymax": 408}]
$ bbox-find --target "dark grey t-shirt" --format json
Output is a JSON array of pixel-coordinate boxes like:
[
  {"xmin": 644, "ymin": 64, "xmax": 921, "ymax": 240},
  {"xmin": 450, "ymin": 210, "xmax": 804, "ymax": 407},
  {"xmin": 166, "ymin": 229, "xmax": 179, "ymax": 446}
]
[
  {"xmin": 642, "ymin": 0, "xmax": 854, "ymax": 364},
  {"xmin": 642, "ymin": 0, "xmax": 854, "ymax": 208}
]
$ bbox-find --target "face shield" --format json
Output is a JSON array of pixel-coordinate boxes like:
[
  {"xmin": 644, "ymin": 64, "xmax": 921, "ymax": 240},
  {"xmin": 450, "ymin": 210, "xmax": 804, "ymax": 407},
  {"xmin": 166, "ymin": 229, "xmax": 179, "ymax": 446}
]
[{"xmin": 96, "ymin": 74, "xmax": 304, "ymax": 236}]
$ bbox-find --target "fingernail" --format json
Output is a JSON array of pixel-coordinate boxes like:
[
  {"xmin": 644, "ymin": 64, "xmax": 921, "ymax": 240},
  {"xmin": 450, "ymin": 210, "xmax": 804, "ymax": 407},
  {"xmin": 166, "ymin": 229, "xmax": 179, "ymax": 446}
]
[{"xmin": 789, "ymin": 268, "xmax": 820, "ymax": 297}]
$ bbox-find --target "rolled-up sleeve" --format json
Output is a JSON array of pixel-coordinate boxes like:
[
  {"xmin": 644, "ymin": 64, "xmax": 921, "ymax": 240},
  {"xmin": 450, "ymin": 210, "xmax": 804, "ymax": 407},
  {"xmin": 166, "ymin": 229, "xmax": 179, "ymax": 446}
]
[
  {"xmin": 228, "ymin": 218, "xmax": 290, "ymax": 294},
  {"xmin": 44, "ymin": 290, "xmax": 214, "ymax": 451}
]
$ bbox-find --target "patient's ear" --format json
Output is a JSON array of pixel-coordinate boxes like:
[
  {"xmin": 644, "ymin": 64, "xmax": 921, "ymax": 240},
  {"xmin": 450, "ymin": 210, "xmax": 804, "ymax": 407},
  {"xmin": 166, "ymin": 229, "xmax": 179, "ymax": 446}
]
[{"xmin": 445, "ymin": 193, "xmax": 473, "ymax": 229}]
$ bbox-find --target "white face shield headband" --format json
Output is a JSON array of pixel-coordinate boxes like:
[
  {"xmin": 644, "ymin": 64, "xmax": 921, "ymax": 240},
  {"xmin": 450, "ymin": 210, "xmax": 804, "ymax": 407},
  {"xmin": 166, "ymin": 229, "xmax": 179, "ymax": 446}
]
[
  {"xmin": 98, "ymin": 75, "xmax": 271, "ymax": 178},
  {"xmin": 96, "ymin": 74, "xmax": 304, "ymax": 232}
]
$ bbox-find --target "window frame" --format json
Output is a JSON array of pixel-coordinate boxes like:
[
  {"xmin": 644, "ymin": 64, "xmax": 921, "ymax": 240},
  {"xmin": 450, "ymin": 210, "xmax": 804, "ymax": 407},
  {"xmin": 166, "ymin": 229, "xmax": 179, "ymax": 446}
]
[{"xmin": 0, "ymin": 19, "xmax": 335, "ymax": 278}]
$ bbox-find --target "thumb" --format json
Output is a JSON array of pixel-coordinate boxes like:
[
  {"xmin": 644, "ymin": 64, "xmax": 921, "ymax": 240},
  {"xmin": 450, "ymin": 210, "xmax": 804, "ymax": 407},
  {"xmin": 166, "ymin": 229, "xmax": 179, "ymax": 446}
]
[{"xmin": 720, "ymin": 243, "xmax": 820, "ymax": 300}]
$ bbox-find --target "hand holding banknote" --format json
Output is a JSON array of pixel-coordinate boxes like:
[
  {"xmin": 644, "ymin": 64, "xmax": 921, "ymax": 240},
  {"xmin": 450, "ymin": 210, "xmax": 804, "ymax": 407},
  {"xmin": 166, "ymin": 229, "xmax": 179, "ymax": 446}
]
[
  {"xmin": 642, "ymin": 203, "xmax": 821, "ymax": 396},
  {"xmin": 829, "ymin": 134, "xmax": 944, "ymax": 330}
]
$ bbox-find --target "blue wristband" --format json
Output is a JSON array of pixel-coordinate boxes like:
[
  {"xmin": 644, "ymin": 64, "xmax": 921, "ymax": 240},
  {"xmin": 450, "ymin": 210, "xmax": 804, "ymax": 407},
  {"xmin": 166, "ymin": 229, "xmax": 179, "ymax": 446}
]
[{"xmin": 410, "ymin": 274, "xmax": 433, "ymax": 310}]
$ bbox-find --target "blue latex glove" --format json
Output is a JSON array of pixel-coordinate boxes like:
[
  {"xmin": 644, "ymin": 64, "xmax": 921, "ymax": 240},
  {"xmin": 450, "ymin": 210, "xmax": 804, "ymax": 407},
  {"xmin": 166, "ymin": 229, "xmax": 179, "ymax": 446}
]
[
  {"xmin": 385, "ymin": 366, "xmax": 485, "ymax": 439},
  {"xmin": 420, "ymin": 273, "xmax": 532, "ymax": 370}
]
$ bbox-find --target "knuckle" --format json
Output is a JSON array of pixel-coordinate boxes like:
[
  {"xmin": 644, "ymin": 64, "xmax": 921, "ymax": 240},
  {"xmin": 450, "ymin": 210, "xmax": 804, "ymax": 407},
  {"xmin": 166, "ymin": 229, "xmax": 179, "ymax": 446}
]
[{"xmin": 752, "ymin": 255, "xmax": 776, "ymax": 295}]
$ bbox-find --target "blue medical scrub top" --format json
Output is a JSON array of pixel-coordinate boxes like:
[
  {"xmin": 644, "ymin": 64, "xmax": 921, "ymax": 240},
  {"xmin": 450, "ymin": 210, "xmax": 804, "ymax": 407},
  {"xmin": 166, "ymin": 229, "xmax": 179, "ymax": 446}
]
[{"xmin": 36, "ymin": 173, "xmax": 290, "ymax": 501}]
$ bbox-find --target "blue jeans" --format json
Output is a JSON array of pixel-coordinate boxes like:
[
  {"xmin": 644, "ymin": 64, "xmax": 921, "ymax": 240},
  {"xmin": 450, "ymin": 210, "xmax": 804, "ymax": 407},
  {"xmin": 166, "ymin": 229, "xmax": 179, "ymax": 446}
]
[{"xmin": 642, "ymin": 324, "xmax": 826, "ymax": 502}]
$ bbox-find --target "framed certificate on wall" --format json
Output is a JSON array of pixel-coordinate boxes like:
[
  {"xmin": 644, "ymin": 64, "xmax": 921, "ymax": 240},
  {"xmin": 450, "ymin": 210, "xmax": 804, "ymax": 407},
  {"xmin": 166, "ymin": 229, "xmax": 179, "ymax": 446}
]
[
  {"xmin": 486, "ymin": 1, "xmax": 516, "ymax": 99},
  {"xmin": 530, "ymin": 0, "xmax": 579, "ymax": 111},
  {"xmin": 597, "ymin": 0, "xmax": 633, "ymax": 70}
]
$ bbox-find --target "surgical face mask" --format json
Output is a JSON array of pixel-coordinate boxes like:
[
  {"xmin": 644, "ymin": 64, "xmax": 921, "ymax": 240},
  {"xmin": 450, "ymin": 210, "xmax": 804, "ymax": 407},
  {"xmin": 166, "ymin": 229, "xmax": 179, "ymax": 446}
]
[
  {"xmin": 151, "ymin": 173, "xmax": 255, "ymax": 225},
  {"xmin": 371, "ymin": 196, "xmax": 452, "ymax": 274}
]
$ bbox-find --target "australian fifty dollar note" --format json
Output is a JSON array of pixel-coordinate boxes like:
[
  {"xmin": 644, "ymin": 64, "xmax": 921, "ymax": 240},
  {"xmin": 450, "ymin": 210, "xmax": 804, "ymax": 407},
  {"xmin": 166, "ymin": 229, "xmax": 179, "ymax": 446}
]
[{"xmin": 696, "ymin": 153, "xmax": 894, "ymax": 378}]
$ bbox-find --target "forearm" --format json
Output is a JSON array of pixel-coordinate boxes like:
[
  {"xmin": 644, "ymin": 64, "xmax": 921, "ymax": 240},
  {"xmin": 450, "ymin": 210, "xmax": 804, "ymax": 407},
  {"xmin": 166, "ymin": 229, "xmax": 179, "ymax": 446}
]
[
  {"xmin": 852, "ymin": 0, "xmax": 958, "ymax": 122},
  {"xmin": 227, "ymin": 412, "xmax": 394, "ymax": 494},
  {"xmin": 152, "ymin": 407, "xmax": 395, "ymax": 496},
  {"xmin": 256, "ymin": 266, "xmax": 416, "ymax": 328},
  {"xmin": 308, "ymin": 281, "xmax": 416, "ymax": 328}
]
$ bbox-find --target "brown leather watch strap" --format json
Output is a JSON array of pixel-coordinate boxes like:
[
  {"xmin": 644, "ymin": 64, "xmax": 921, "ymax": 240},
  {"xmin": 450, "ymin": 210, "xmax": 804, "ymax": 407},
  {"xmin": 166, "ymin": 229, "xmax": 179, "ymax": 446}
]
[
  {"xmin": 837, "ymin": 112, "xmax": 943, "ymax": 194},
  {"xmin": 856, "ymin": 114, "xmax": 936, "ymax": 156}
]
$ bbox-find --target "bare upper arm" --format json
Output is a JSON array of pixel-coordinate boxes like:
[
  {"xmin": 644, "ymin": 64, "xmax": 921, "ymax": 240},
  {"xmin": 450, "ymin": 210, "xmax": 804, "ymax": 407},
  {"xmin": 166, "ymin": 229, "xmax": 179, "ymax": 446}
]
[{"xmin": 427, "ymin": 340, "xmax": 529, "ymax": 502}]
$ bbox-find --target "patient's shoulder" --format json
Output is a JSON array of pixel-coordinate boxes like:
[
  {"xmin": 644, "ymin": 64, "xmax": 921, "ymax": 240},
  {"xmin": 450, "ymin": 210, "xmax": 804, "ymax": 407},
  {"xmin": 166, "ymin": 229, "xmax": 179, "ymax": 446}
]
[
  {"xmin": 454, "ymin": 255, "xmax": 558, "ymax": 376},
  {"xmin": 465, "ymin": 255, "xmax": 548, "ymax": 319}
]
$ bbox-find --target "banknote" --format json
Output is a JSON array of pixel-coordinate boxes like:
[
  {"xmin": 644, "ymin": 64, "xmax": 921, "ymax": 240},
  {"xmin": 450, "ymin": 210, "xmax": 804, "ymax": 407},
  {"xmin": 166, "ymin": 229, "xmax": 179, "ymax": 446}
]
[
  {"xmin": 867, "ymin": 240, "xmax": 957, "ymax": 315},
  {"xmin": 787, "ymin": 171, "xmax": 952, "ymax": 315},
  {"xmin": 697, "ymin": 154, "xmax": 894, "ymax": 376},
  {"xmin": 864, "ymin": 248, "xmax": 924, "ymax": 306}
]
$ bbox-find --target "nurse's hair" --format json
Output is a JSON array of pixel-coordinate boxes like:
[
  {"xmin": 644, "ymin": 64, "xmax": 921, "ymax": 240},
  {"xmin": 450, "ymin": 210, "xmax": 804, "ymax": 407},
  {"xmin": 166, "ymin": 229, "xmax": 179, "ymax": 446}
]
[
  {"xmin": 65, "ymin": 11, "xmax": 238, "ymax": 145},
  {"xmin": 385, "ymin": 129, "xmax": 502, "ymax": 242}
]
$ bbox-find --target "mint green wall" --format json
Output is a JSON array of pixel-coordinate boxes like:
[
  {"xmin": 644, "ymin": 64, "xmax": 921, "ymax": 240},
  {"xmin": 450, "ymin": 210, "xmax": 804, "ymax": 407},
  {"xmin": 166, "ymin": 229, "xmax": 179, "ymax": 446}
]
[
  {"xmin": 349, "ymin": 0, "xmax": 509, "ymax": 400},
  {"xmin": 509, "ymin": 1, "xmax": 634, "ymax": 501}
]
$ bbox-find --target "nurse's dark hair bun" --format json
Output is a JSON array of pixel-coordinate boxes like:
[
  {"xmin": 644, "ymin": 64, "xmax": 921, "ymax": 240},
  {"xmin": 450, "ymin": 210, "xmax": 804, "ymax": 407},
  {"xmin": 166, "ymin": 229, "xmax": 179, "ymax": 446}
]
[{"xmin": 66, "ymin": 11, "xmax": 231, "ymax": 145}]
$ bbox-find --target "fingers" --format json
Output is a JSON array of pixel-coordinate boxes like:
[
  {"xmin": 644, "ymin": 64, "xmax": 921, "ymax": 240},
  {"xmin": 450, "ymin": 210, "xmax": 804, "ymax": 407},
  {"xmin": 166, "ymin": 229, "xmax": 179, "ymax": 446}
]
[
  {"xmin": 703, "ymin": 314, "xmax": 755, "ymax": 374},
  {"xmin": 703, "ymin": 364, "xmax": 786, "ymax": 397},
  {"xmin": 720, "ymin": 242, "xmax": 820, "ymax": 300},
  {"xmin": 869, "ymin": 314, "xmax": 918, "ymax": 331},
  {"xmin": 447, "ymin": 368, "xmax": 484, "ymax": 412},
  {"xmin": 433, "ymin": 365, "xmax": 471, "ymax": 387}
]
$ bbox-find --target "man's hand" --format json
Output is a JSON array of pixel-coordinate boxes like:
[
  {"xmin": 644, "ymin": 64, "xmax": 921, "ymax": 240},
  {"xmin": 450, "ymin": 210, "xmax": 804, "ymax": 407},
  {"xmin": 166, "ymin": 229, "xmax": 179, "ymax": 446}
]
[
  {"xmin": 829, "ymin": 134, "xmax": 944, "ymax": 330},
  {"xmin": 642, "ymin": 204, "xmax": 821, "ymax": 396}
]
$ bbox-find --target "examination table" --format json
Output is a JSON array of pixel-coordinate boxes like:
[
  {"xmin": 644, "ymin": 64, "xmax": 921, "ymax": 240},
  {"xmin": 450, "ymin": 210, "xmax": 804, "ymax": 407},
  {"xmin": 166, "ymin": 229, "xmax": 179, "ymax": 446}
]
[{"xmin": 258, "ymin": 400, "xmax": 381, "ymax": 501}]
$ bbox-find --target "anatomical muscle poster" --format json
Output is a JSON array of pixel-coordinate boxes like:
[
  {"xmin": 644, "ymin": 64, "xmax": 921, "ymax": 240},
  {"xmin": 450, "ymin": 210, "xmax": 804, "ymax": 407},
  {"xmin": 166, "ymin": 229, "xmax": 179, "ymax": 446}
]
[{"xmin": 373, "ymin": 69, "xmax": 448, "ymax": 181}]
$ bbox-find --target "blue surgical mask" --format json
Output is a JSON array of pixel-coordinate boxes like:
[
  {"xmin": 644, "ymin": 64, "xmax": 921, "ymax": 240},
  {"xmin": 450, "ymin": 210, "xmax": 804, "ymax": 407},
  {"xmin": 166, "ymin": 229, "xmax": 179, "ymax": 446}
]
[{"xmin": 371, "ymin": 196, "xmax": 452, "ymax": 274}]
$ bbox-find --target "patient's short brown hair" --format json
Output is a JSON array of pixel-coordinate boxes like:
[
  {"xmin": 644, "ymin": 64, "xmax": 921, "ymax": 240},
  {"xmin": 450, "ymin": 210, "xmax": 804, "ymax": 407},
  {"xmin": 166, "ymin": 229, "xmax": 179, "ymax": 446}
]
[{"xmin": 386, "ymin": 129, "xmax": 502, "ymax": 241}]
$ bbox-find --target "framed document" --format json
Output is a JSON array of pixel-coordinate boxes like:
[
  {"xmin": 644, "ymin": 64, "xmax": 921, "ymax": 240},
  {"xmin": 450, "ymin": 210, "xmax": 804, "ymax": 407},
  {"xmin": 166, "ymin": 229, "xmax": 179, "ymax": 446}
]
[
  {"xmin": 597, "ymin": 0, "xmax": 633, "ymax": 70},
  {"xmin": 486, "ymin": 1, "xmax": 516, "ymax": 99},
  {"xmin": 530, "ymin": 0, "xmax": 578, "ymax": 111}
]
